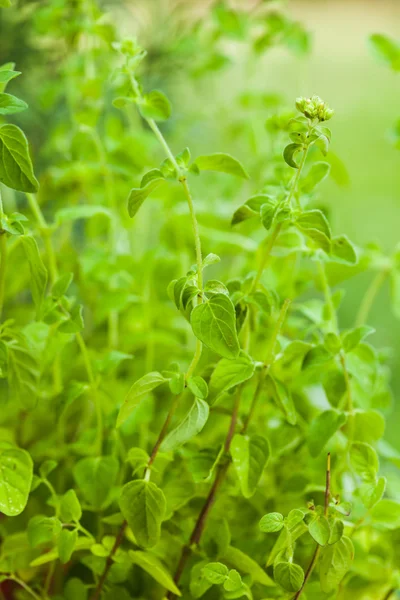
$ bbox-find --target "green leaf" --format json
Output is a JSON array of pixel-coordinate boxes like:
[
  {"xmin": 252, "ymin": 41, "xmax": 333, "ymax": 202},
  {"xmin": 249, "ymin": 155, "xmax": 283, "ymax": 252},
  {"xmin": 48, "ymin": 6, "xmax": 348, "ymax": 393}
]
[
  {"xmin": 283, "ymin": 143, "xmax": 302, "ymax": 168},
  {"xmin": 73, "ymin": 456, "xmax": 119, "ymax": 509},
  {"xmin": 330, "ymin": 235, "xmax": 357, "ymax": 264},
  {"xmin": 0, "ymin": 124, "xmax": 39, "ymax": 192},
  {"xmin": 296, "ymin": 209, "xmax": 331, "ymax": 253},
  {"xmin": 265, "ymin": 376, "xmax": 297, "ymax": 425},
  {"xmin": 369, "ymin": 33, "xmax": 400, "ymax": 71},
  {"xmin": 60, "ymin": 489, "xmax": 82, "ymax": 522},
  {"xmin": 231, "ymin": 434, "xmax": 270, "ymax": 498},
  {"xmin": 39, "ymin": 460, "xmax": 57, "ymax": 479},
  {"xmin": 119, "ymin": 479, "xmax": 166, "ymax": 548},
  {"xmin": 259, "ymin": 512, "xmax": 284, "ymax": 533},
  {"xmin": 21, "ymin": 235, "xmax": 48, "ymax": 319},
  {"xmin": 0, "ymin": 93, "xmax": 27, "ymax": 115},
  {"xmin": 231, "ymin": 195, "xmax": 267, "ymax": 226},
  {"xmin": 328, "ymin": 519, "xmax": 344, "ymax": 545},
  {"xmin": 223, "ymin": 569, "xmax": 243, "ymax": 592},
  {"xmin": 129, "ymin": 550, "xmax": 181, "ymax": 596},
  {"xmin": 350, "ymin": 442, "xmax": 379, "ymax": 483},
  {"xmin": 58, "ymin": 529, "xmax": 78, "ymax": 565},
  {"xmin": 260, "ymin": 197, "xmax": 279, "ymax": 230},
  {"xmin": 320, "ymin": 536, "xmax": 354, "ymax": 592},
  {"xmin": 221, "ymin": 545, "xmax": 275, "ymax": 587},
  {"xmin": 0, "ymin": 0, "xmax": 12, "ymax": 7},
  {"xmin": 309, "ymin": 515, "xmax": 330, "ymax": 546},
  {"xmin": 208, "ymin": 351, "xmax": 255, "ymax": 404},
  {"xmin": 0, "ymin": 70, "xmax": 20, "ymax": 85},
  {"xmin": 139, "ymin": 90, "xmax": 172, "ymax": 121},
  {"xmin": 30, "ymin": 536, "xmax": 93, "ymax": 567},
  {"xmin": 274, "ymin": 561, "xmax": 304, "ymax": 592},
  {"xmin": 58, "ymin": 304, "xmax": 84, "ymax": 334},
  {"xmin": 127, "ymin": 177, "xmax": 165, "ymax": 218},
  {"xmin": 27, "ymin": 516, "xmax": 62, "ymax": 548},
  {"xmin": 308, "ymin": 410, "xmax": 347, "ymax": 457},
  {"xmin": 342, "ymin": 325, "xmax": 375, "ymax": 352},
  {"xmin": 370, "ymin": 499, "xmax": 400, "ymax": 529},
  {"xmin": 302, "ymin": 345, "xmax": 333, "ymax": 370},
  {"xmin": 0, "ymin": 444, "xmax": 33, "ymax": 516},
  {"xmin": 202, "ymin": 562, "xmax": 228, "ymax": 585},
  {"xmin": 353, "ymin": 409, "xmax": 385, "ymax": 443},
  {"xmin": 187, "ymin": 376, "xmax": 209, "ymax": 399},
  {"xmin": 359, "ymin": 476, "xmax": 386, "ymax": 509},
  {"xmin": 193, "ymin": 153, "xmax": 249, "ymax": 179},
  {"xmin": 300, "ymin": 162, "xmax": 330, "ymax": 193},
  {"xmin": 117, "ymin": 372, "xmax": 167, "ymax": 427},
  {"xmin": 64, "ymin": 578, "xmax": 88, "ymax": 600},
  {"xmin": 190, "ymin": 293, "xmax": 240, "ymax": 359},
  {"xmin": 160, "ymin": 398, "xmax": 209, "ymax": 452}
]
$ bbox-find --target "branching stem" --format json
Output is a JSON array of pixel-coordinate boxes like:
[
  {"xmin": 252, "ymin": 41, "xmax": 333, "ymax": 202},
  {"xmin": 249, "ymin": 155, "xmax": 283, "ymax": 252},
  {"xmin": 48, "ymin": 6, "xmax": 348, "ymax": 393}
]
[{"xmin": 355, "ymin": 269, "xmax": 389, "ymax": 327}]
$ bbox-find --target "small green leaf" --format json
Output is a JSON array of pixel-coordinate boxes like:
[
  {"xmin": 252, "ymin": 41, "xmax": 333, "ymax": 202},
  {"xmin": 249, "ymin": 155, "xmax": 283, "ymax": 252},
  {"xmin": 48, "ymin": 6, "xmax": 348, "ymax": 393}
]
[
  {"xmin": 328, "ymin": 519, "xmax": 344, "ymax": 545},
  {"xmin": 60, "ymin": 489, "xmax": 82, "ymax": 523},
  {"xmin": 260, "ymin": 197, "xmax": 279, "ymax": 230},
  {"xmin": 160, "ymin": 398, "xmax": 209, "ymax": 452},
  {"xmin": 369, "ymin": 33, "xmax": 400, "ymax": 71},
  {"xmin": 342, "ymin": 325, "xmax": 375, "ymax": 353},
  {"xmin": 129, "ymin": 550, "xmax": 181, "ymax": 596},
  {"xmin": 296, "ymin": 209, "xmax": 331, "ymax": 253},
  {"xmin": 27, "ymin": 516, "xmax": 62, "ymax": 547},
  {"xmin": 190, "ymin": 293, "xmax": 240, "ymax": 359},
  {"xmin": 21, "ymin": 235, "xmax": 48, "ymax": 319},
  {"xmin": 309, "ymin": 515, "xmax": 330, "ymax": 546},
  {"xmin": 139, "ymin": 90, "xmax": 172, "ymax": 121},
  {"xmin": 359, "ymin": 476, "xmax": 386, "ymax": 509},
  {"xmin": 274, "ymin": 561, "xmax": 304, "ymax": 592},
  {"xmin": 58, "ymin": 529, "xmax": 78, "ymax": 565},
  {"xmin": 283, "ymin": 143, "xmax": 303, "ymax": 168},
  {"xmin": 300, "ymin": 162, "xmax": 330, "ymax": 193},
  {"xmin": 320, "ymin": 536, "xmax": 354, "ymax": 592},
  {"xmin": 127, "ymin": 177, "xmax": 165, "ymax": 218},
  {"xmin": 117, "ymin": 372, "xmax": 167, "ymax": 427},
  {"xmin": 231, "ymin": 434, "xmax": 270, "ymax": 498},
  {"xmin": 223, "ymin": 569, "xmax": 243, "ymax": 592},
  {"xmin": 202, "ymin": 562, "xmax": 228, "ymax": 585},
  {"xmin": 370, "ymin": 499, "xmax": 400, "ymax": 529},
  {"xmin": 0, "ymin": 92, "xmax": 27, "ymax": 115},
  {"xmin": 0, "ymin": 70, "xmax": 20, "ymax": 84},
  {"xmin": 0, "ymin": 444, "xmax": 33, "ymax": 516},
  {"xmin": 187, "ymin": 376, "xmax": 209, "ymax": 399},
  {"xmin": 308, "ymin": 410, "xmax": 347, "ymax": 458},
  {"xmin": 208, "ymin": 351, "xmax": 255, "ymax": 404},
  {"xmin": 119, "ymin": 479, "xmax": 166, "ymax": 548},
  {"xmin": 39, "ymin": 460, "xmax": 57, "ymax": 479},
  {"xmin": 350, "ymin": 442, "xmax": 379, "ymax": 483},
  {"xmin": 265, "ymin": 376, "xmax": 297, "ymax": 425},
  {"xmin": 0, "ymin": 124, "xmax": 39, "ymax": 192},
  {"xmin": 330, "ymin": 235, "xmax": 357, "ymax": 264},
  {"xmin": 259, "ymin": 512, "xmax": 284, "ymax": 533},
  {"xmin": 193, "ymin": 153, "xmax": 249, "ymax": 179},
  {"xmin": 73, "ymin": 456, "xmax": 119, "ymax": 509},
  {"xmin": 221, "ymin": 545, "xmax": 275, "ymax": 587}
]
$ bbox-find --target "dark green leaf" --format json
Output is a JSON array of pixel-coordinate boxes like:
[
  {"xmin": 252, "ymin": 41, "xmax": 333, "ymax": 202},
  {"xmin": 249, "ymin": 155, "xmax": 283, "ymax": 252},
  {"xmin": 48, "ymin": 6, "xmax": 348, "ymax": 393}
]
[{"xmin": 190, "ymin": 294, "xmax": 240, "ymax": 359}]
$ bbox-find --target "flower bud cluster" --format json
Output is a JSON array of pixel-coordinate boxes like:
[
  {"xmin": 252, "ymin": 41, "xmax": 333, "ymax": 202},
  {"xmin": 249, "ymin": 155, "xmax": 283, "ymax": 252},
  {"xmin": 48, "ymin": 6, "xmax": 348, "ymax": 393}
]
[{"xmin": 295, "ymin": 95, "xmax": 334, "ymax": 121}]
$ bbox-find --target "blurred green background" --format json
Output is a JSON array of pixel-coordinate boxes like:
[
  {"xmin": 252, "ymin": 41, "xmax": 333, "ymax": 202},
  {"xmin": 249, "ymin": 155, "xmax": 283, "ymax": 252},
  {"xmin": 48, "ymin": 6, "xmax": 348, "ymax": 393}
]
[{"xmin": 1, "ymin": 0, "xmax": 399, "ymax": 444}]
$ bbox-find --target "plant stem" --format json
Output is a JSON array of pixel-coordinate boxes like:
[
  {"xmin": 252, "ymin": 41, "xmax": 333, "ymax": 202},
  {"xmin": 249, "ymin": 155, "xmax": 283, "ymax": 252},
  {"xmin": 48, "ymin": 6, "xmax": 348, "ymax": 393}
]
[
  {"xmin": 293, "ymin": 453, "xmax": 331, "ymax": 600},
  {"xmin": 0, "ymin": 232, "xmax": 7, "ymax": 320},
  {"xmin": 9, "ymin": 576, "xmax": 41, "ymax": 600},
  {"xmin": 89, "ymin": 521, "xmax": 128, "ymax": 600},
  {"xmin": 355, "ymin": 269, "xmax": 388, "ymax": 327},
  {"xmin": 26, "ymin": 193, "xmax": 58, "ymax": 284},
  {"xmin": 382, "ymin": 589, "xmax": 396, "ymax": 600},
  {"xmin": 318, "ymin": 260, "xmax": 338, "ymax": 332},
  {"xmin": 250, "ymin": 223, "xmax": 282, "ymax": 293},
  {"xmin": 76, "ymin": 332, "xmax": 103, "ymax": 455}
]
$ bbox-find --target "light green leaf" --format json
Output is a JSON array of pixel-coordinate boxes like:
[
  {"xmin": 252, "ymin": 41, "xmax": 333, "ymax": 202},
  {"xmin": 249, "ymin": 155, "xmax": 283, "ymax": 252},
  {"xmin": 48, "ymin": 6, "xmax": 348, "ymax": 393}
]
[
  {"xmin": 328, "ymin": 519, "xmax": 344, "ymax": 545},
  {"xmin": 202, "ymin": 562, "xmax": 228, "ymax": 585},
  {"xmin": 296, "ymin": 209, "xmax": 331, "ymax": 253},
  {"xmin": 231, "ymin": 195, "xmax": 266, "ymax": 226},
  {"xmin": 353, "ymin": 409, "xmax": 385, "ymax": 443},
  {"xmin": 117, "ymin": 372, "xmax": 167, "ymax": 427},
  {"xmin": 0, "ymin": 71, "xmax": 19, "ymax": 85},
  {"xmin": 309, "ymin": 515, "xmax": 330, "ymax": 546},
  {"xmin": 0, "ymin": 124, "xmax": 39, "ymax": 192},
  {"xmin": 300, "ymin": 162, "xmax": 330, "ymax": 193},
  {"xmin": 0, "ymin": 92, "xmax": 27, "ymax": 115},
  {"xmin": 129, "ymin": 550, "xmax": 181, "ymax": 596},
  {"xmin": 274, "ymin": 561, "xmax": 304, "ymax": 592},
  {"xmin": 27, "ymin": 516, "xmax": 62, "ymax": 548},
  {"xmin": 193, "ymin": 153, "xmax": 249, "ymax": 179},
  {"xmin": 73, "ymin": 456, "xmax": 119, "ymax": 509},
  {"xmin": 320, "ymin": 536, "xmax": 354, "ymax": 593},
  {"xmin": 223, "ymin": 569, "xmax": 243, "ymax": 592},
  {"xmin": 260, "ymin": 197, "xmax": 279, "ymax": 230},
  {"xmin": 330, "ymin": 235, "xmax": 357, "ymax": 264},
  {"xmin": 259, "ymin": 512, "xmax": 284, "ymax": 533},
  {"xmin": 350, "ymin": 442, "xmax": 379, "ymax": 483},
  {"xmin": 60, "ymin": 489, "xmax": 82, "ymax": 523},
  {"xmin": 308, "ymin": 410, "xmax": 347, "ymax": 457},
  {"xmin": 359, "ymin": 476, "xmax": 386, "ymax": 509},
  {"xmin": 119, "ymin": 479, "xmax": 166, "ymax": 548},
  {"xmin": 0, "ymin": 444, "xmax": 33, "ymax": 516},
  {"xmin": 187, "ymin": 376, "xmax": 208, "ymax": 399},
  {"xmin": 231, "ymin": 434, "xmax": 270, "ymax": 498},
  {"xmin": 160, "ymin": 398, "xmax": 209, "ymax": 452},
  {"xmin": 221, "ymin": 545, "xmax": 275, "ymax": 587},
  {"xmin": 58, "ymin": 529, "xmax": 77, "ymax": 565},
  {"xmin": 190, "ymin": 293, "xmax": 240, "ymax": 359},
  {"xmin": 342, "ymin": 325, "xmax": 375, "ymax": 353},
  {"xmin": 21, "ymin": 235, "xmax": 48, "ymax": 319},
  {"xmin": 265, "ymin": 376, "xmax": 297, "ymax": 425},
  {"xmin": 127, "ymin": 177, "xmax": 165, "ymax": 218},
  {"xmin": 369, "ymin": 34, "xmax": 400, "ymax": 71},
  {"xmin": 283, "ymin": 143, "xmax": 302, "ymax": 168},
  {"xmin": 370, "ymin": 499, "xmax": 400, "ymax": 529},
  {"xmin": 139, "ymin": 90, "xmax": 172, "ymax": 121},
  {"xmin": 30, "ymin": 536, "xmax": 92, "ymax": 567},
  {"xmin": 208, "ymin": 351, "xmax": 255, "ymax": 404}
]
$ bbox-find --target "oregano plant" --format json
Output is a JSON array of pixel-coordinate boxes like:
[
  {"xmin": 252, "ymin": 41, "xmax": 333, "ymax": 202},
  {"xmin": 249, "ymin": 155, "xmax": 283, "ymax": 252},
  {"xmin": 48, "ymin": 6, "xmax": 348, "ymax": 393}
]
[{"xmin": 0, "ymin": 2, "xmax": 399, "ymax": 600}]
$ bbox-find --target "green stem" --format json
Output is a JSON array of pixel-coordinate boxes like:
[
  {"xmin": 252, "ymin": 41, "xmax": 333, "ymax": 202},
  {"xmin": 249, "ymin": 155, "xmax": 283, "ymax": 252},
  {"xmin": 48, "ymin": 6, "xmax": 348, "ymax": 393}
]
[
  {"xmin": 0, "ymin": 233, "xmax": 7, "ymax": 320},
  {"xmin": 355, "ymin": 269, "xmax": 389, "ymax": 327},
  {"xmin": 26, "ymin": 193, "xmax": 58, "ymax": 284},
  {"xmin": 318, "ymin": 260, "xmax": 338, "ymax": 332},
  {"xmin": 76, "ymin": 332, "xmax": 103, "ymax": 455},
  {"xmin": 10, "ymin": 576, "xmax": 41, "ymax": 600},
  {"xmin": 250, "ymin": 222, "xmax": 282, "ymax": 293},
  {"xmin": 145, "ymin": 118, "xmax": 182, "ymax": 174}
]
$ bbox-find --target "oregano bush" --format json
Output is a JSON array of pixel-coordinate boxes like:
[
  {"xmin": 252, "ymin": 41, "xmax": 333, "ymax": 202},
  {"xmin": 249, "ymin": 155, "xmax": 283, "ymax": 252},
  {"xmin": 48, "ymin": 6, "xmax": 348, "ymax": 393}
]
[{"xmin": 0, "ymin": 2, "xmax": 399, "ymax": 600}]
